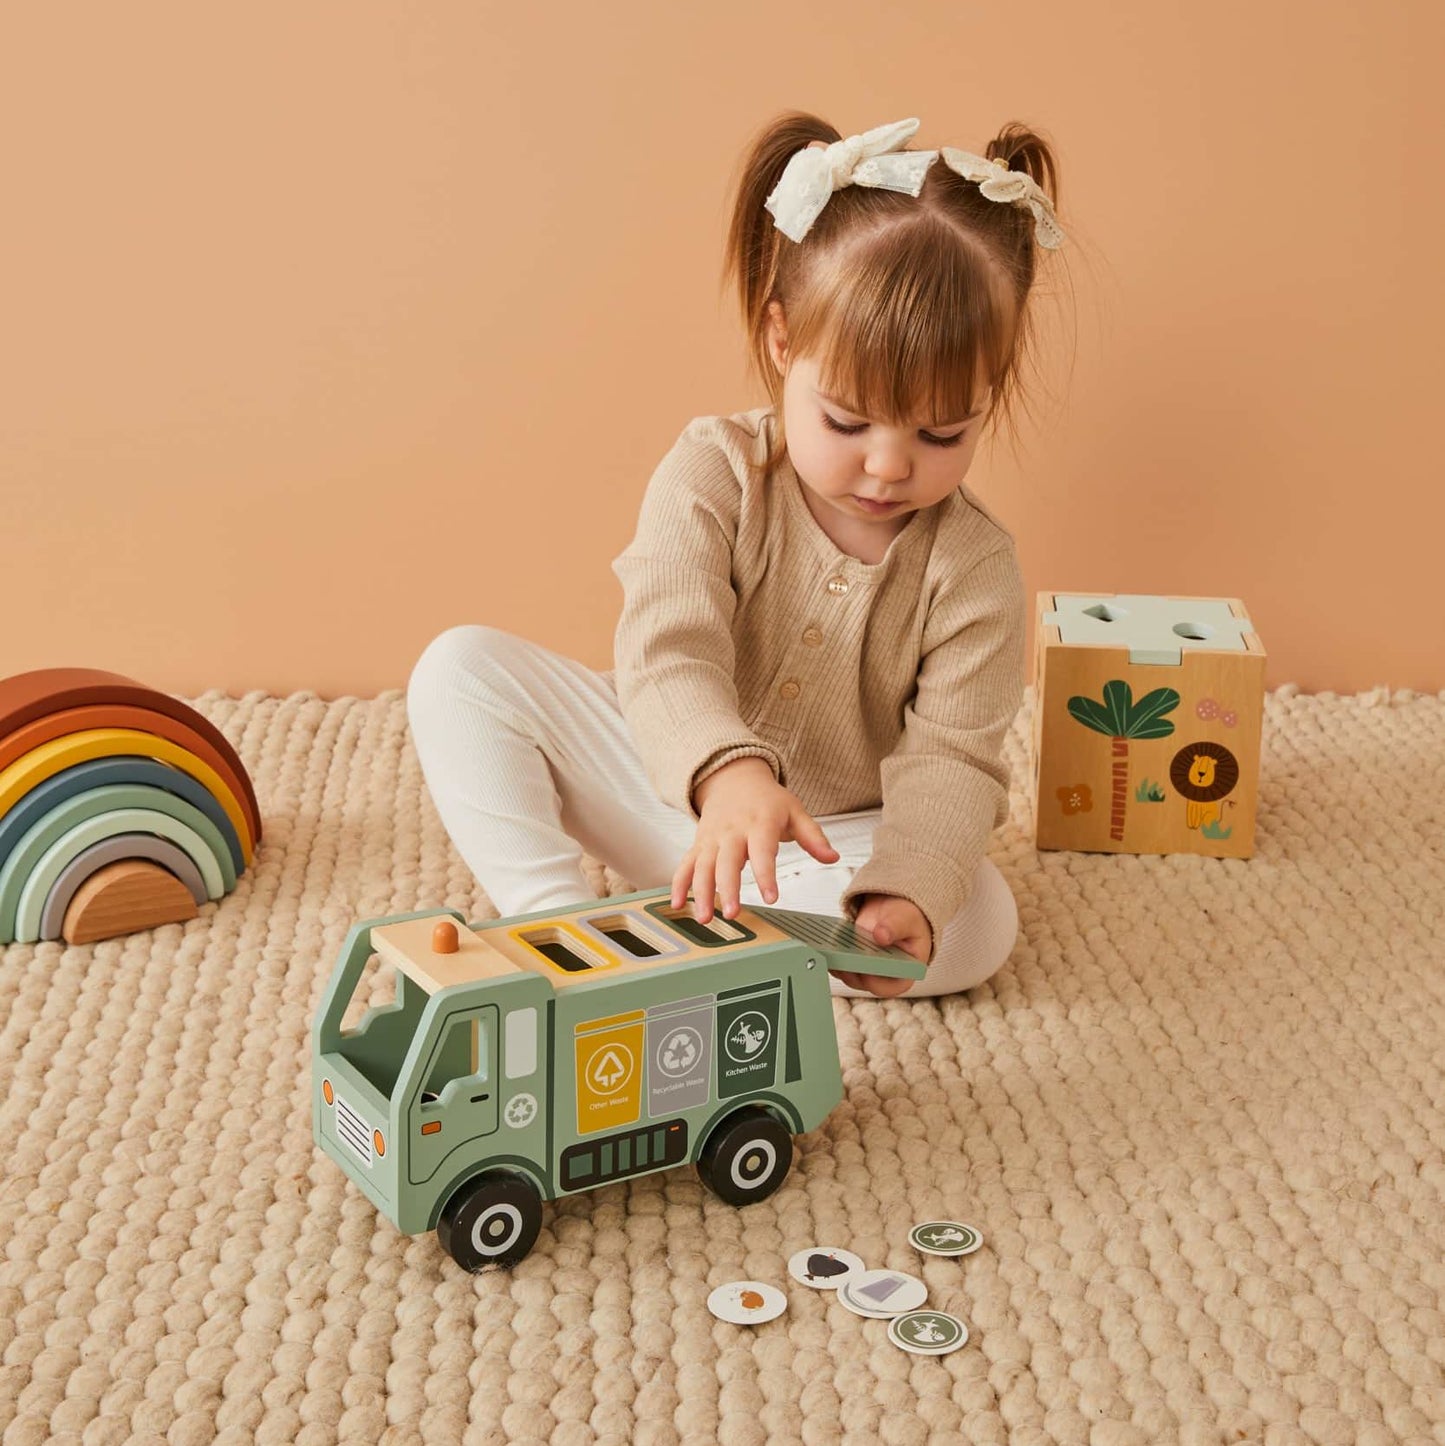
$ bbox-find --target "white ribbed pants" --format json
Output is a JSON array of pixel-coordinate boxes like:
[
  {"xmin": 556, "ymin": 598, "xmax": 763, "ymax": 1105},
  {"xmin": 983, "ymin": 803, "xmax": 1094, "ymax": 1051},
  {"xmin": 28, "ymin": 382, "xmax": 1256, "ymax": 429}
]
[{"xmin": 405, "ymin": 625, "xmax": 1018, "ymax": 999}]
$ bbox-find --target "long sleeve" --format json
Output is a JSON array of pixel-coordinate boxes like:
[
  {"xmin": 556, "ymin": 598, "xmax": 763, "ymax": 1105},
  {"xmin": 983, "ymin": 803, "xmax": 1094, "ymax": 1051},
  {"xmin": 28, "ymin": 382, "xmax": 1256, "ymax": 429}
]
[
  {"xmin": 839, "ymin": 542, "xmax": 1026, "ymax": 959},
  {"xmin": 611, "ymin": 427, "xmax": 786, "ymax": 819}
]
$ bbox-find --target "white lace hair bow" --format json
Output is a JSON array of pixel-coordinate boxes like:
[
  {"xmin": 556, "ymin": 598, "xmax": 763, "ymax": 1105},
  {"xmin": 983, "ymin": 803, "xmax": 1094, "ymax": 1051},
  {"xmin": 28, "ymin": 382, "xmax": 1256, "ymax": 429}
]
[
  {"xmin": 937, "ymin": 146, "xmax": 1066, "ymax": 250},
  {"xmin": 764, "ymin": 118, "xmax": 937, "ymax": 243},
  {"xmin": 763, "ymin": 118, "xmax": 1065, "ymax": 250}
]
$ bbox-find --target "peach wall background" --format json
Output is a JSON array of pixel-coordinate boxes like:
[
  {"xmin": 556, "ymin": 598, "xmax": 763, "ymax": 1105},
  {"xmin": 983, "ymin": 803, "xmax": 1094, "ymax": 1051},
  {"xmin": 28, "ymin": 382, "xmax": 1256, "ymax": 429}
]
[{"xmin": 2, "ymin": 2, "xmax": 1440, "ymax": 698}]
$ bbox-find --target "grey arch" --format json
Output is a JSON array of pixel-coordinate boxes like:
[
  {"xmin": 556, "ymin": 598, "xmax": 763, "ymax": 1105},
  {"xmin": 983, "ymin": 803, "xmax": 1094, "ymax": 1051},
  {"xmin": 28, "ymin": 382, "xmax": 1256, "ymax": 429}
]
[{"xmin": 39, "ymin": 833, "xmax": 209, "ymax": 942}]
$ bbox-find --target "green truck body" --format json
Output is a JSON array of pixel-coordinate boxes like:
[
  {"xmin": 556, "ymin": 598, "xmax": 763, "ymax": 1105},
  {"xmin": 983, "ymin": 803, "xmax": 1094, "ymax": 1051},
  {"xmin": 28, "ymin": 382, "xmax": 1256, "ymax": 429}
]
[{"xmin": 312, "ymin": 887, "xmax": 924, "ymax": 1268}]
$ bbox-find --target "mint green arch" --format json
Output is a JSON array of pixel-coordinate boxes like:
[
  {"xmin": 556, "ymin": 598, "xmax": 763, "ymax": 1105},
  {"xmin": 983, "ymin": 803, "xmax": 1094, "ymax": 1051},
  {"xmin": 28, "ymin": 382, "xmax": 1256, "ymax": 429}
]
[
  {"xmin": 0, "ymin": 784, "xmax": 233, "ymax": 944},
  {"xmin": 9, "ymin": 807, "xmax": 228, "ymax": 945}
]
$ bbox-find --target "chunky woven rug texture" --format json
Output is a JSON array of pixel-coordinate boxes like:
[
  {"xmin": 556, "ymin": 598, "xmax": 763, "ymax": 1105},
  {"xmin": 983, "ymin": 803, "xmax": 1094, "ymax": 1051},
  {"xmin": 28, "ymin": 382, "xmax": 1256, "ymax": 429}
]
[{"xmin": 1, "ymin": 685, "xmax": 1442, "ymax": 1446}]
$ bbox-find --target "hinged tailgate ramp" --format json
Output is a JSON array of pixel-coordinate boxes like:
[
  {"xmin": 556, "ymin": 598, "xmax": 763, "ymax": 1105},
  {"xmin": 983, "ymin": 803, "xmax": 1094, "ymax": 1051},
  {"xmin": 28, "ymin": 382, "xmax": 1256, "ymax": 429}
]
[{"xmin": 747, "ymin": 905, "xmax": 928, "ymax": 981}]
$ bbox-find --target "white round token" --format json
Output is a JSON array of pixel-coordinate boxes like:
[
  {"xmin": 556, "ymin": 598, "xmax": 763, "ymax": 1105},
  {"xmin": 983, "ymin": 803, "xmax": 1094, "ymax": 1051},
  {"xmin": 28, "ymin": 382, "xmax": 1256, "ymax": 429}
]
[
  {"xmin": 787, "ymin": 1246, "xmax": 866, "ymax": 1290},
  {"xmin": 909, "ymin": 1220, "xmax": 983, "ymax": 1257},
  {"xmin": 707, "ymin": 1280, "xmax": 787, "ymax": 1325},
  {"xmin": 837, "ymin": 1269, "xmax": 928, "ymax": 1318},
  {"xmin": 888, "ymin": 1310, "xmax": 969, "ymax": 1355}
]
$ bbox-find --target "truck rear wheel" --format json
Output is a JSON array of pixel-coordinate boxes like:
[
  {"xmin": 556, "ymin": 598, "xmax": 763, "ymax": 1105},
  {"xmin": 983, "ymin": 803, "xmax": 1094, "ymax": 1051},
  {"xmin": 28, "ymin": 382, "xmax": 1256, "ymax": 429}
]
[
  {"xmin": 696, "ymin": 1106, "xmax": 794, "ymax": 1206},
  {"xmin": 437, "ymin": 1171, "xmax": 543, "ymax": 1271}
]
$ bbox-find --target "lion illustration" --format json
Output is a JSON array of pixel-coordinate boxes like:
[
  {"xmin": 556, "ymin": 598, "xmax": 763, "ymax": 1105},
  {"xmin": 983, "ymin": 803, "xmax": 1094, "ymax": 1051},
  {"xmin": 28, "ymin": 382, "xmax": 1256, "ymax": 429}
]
[{"xmin": 1169, "ymin": 741, "xmax": 1240, "ymax": 831}]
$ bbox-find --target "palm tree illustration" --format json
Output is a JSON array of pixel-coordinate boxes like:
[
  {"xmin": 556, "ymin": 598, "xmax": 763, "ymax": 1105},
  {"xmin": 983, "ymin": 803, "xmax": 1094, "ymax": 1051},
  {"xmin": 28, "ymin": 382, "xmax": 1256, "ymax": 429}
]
[{"xmin": 1067, "ymin": 681, "xmax": 1180, "ymax": 841}]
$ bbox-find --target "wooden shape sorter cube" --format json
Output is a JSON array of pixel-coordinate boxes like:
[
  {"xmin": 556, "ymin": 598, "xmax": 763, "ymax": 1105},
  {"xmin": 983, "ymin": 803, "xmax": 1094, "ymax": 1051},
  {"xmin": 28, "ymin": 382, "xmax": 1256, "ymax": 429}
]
[{"xmin": 1032, "ymin": 594, "xmax": 1266, "ymax": 859}]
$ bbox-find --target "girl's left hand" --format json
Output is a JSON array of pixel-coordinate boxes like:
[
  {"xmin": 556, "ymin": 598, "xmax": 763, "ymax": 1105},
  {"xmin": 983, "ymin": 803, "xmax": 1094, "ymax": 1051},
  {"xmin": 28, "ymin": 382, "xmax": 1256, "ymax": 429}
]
[{"xmin": 833, "ymin": 894, "xmax": 932, "ymax": 997}]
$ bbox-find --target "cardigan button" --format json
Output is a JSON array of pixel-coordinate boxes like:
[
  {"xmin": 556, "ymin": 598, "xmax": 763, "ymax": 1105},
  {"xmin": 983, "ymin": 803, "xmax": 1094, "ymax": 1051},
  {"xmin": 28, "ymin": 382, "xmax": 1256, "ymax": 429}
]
[
  {"xmin": 778, "ymin": 679, "xmax": 801, "ymax": 700},
  {"xmin": 826, "ymin": 575, "xmax": 850, "ymax": 596},
  {"xmin": 802, "ymin": 626, "xmax": 823, "ymax": 647}
]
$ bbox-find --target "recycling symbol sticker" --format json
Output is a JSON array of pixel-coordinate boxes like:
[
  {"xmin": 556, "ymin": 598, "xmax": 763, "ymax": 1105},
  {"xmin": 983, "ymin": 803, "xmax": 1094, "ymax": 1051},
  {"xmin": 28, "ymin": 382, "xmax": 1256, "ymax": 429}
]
[
  {"xmin": 504, "ymin": 1093, "xmax": 538, "ymax": 1128},
  {"xmin": 657, "ymin": 1026, "xmax": 702, "ymax": 1078}
]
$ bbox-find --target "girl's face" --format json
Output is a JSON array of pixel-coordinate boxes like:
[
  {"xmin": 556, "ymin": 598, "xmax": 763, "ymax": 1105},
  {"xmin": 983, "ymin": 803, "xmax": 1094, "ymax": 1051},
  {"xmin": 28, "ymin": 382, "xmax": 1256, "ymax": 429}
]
[{"xmin": 768, "ymin": 315, "xmax": 993, "ymax": 544}]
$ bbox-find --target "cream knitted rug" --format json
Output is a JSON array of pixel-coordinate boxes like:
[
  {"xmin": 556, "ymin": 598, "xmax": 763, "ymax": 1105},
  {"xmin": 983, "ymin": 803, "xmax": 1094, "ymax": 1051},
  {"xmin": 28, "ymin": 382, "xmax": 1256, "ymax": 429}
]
[{"xmin": 1, "ymin": 686, "xmax": 1442, "ymax": 1446}]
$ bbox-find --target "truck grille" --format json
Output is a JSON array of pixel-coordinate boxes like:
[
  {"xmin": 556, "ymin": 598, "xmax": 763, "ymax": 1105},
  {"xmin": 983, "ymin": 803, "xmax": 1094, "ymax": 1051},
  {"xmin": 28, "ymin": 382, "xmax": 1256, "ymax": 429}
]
[{"xmin": 335, "ymin": 1096, "xmax": 373, "ymax": 1166}]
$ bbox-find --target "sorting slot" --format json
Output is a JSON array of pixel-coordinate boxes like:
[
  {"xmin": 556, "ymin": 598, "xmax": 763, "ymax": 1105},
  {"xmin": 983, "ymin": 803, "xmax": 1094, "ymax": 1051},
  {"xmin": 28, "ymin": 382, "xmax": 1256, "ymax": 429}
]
[
  {"xmin": 517, "ymin": 926, "xmax": 605, "ymax": 973},
  {"xmin": 586, "ymin": 911, "xmax": 669, "ymax": 958},
  {"xmin": 650, "ymin": 904, "xmax": 755, "ymax": 948}
]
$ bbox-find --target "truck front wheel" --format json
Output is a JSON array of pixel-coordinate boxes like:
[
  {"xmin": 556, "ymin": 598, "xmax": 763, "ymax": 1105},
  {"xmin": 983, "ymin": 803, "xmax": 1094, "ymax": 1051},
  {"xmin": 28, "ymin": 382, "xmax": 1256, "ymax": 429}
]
[
  {"xmin": 437, "ymin": 1171, "xmax": 543, "ymax": 1271},
  {"xmin": 696, "ymin": 1106, "xmax": 794, "ymax": 1206}
]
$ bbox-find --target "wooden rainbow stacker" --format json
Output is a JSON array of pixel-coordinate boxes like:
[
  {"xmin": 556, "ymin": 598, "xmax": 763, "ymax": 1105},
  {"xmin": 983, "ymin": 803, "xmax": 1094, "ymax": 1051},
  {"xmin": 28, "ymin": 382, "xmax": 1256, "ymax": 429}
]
[
  {"xmin": 1032, "ymin": 594, "xmax": 1266, "ymax": 859},
  {"xmin": 0, "ymin": 668, "xmax": 261, "ymax": 944}
]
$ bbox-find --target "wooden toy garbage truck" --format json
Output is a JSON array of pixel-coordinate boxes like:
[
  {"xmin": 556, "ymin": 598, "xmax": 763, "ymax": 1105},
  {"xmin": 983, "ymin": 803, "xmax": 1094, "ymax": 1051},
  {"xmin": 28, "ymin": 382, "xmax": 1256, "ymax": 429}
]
[{"xmin": 312, "ymin": 886, "xmax": 925, "ymax": 1271}]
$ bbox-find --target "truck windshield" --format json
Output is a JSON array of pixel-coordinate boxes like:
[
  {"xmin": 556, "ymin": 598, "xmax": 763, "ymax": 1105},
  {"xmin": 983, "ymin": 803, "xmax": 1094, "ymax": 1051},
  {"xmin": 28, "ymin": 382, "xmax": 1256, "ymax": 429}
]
[{"xmin": 335, "ymin": 953, "xmax": 429, "ymax": 1098}]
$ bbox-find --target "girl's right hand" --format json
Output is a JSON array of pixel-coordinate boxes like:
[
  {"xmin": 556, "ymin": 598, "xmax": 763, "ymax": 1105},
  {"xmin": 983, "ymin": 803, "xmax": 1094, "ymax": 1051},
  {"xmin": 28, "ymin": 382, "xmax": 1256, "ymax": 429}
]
[{"xmin": 672, "ymin": 757, "xmax": 839, "ymax": 923}]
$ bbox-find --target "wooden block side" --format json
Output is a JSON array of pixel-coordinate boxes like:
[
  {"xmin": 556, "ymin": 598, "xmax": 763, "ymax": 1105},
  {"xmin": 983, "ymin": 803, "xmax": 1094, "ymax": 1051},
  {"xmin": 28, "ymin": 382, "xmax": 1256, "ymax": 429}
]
[{"xmin": 1033, "ymin": 640, "xmax": 1264, "ymax": 860}]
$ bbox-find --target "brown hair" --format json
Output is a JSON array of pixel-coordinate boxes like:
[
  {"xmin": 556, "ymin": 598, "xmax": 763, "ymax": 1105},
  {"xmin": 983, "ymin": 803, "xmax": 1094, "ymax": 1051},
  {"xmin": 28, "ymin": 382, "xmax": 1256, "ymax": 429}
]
[{"xmin": 722, "ymin": 112, "xmax": 1067, "ymax": 477}]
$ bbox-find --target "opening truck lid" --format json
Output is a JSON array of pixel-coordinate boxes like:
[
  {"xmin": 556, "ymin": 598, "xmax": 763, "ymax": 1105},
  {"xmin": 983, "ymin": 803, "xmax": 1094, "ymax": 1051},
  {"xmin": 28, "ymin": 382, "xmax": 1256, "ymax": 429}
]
[{"xmin": 745, "ymin": 905, "xmax": 928, "ymax": 981}]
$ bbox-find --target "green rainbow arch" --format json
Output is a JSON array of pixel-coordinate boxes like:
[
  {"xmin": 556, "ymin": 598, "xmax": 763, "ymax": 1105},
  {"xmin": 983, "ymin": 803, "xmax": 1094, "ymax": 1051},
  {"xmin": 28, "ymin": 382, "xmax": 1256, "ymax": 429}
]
[{"xmin": 0, "ymin": 786, "xmax": 233, "ymax": 944}]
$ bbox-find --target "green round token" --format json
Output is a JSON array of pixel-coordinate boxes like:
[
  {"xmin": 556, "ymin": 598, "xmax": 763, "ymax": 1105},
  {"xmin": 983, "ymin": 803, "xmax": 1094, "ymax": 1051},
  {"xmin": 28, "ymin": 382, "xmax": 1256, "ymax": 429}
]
[
  {"xmin": 909, "ymin": 1220, "xmax": 982, "ymax": 1257},
  {"xmin": 888, "ymin": 1310, "xmax": 969, "ymax": 1355}
]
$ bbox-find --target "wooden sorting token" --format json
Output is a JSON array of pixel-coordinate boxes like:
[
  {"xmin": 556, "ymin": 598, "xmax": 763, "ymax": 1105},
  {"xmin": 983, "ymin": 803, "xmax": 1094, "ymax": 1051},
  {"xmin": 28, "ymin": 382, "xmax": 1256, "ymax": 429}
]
[
  {"xmin": 909, "ymin": 1221, "xmax": 983, "ymax": 1257},
  {"xmin": 838, "ymin": 1269, "xmax": 927, "ymax": 1319},
  {"xmin": 888, "ymin": 1310, "xmax": 970, "ymax": 1355},
  {"xmin": 706, "ymin": 1281, "xmax": 786, "ymax": 1325},
  {"xmin": 787, "ymin": 1246, "xmax": 866, "ymax": 1290}
]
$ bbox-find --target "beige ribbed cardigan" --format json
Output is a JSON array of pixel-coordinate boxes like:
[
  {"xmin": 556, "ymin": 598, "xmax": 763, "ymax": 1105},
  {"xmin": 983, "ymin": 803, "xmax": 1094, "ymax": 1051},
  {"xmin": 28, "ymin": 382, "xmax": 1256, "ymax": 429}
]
[{"xmin": 611, "ymin": 406, "xmax": 1025, "ymax": 959}]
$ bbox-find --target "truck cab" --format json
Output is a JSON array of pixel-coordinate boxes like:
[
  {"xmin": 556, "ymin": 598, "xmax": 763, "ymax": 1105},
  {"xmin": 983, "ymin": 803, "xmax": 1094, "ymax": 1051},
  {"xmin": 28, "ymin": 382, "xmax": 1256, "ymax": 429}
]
[{"xmin": 312, "ymin": 889, "xmax": 924, "ymax": 1271}]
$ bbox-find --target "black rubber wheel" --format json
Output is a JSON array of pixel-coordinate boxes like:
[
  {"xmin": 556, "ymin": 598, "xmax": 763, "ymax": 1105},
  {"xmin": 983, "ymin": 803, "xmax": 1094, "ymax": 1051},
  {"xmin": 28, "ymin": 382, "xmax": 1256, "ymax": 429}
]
[
  {"xmin": 696, "ymin": 1106, "xmax": 794, "ymax": 1206},
  {"xmin": 436, "ymin": 1171, "xmax": 543, "ymax": 1271}
]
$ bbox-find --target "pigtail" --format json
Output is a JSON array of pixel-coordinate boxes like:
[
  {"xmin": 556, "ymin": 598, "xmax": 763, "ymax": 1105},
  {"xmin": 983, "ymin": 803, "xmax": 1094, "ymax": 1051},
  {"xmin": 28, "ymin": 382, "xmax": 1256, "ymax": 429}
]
[
  {"xmin": 722, "ymin": 111, "xmax": 840, "ymax": 394},
  {"xmin": 986, "ymin": 122, "xmax": 1062, "ymax": 219}
]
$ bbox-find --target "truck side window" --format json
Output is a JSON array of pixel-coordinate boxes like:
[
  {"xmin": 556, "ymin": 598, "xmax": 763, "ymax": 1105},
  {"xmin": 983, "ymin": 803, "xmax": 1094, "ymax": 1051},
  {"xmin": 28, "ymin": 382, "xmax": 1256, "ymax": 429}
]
[
  {"xmin": 505, "ymin": 1007, "xmax": 537, "ymax": 1079},
  {"xmin": 422, "ymin": 1016, "xmax": 488, "ymax": 1102}
]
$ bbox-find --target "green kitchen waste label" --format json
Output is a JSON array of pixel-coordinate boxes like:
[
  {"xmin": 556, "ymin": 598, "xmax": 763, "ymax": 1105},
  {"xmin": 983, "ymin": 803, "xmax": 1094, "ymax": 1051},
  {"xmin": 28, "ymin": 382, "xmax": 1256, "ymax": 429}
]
[{"xmin": 716, "ymin": 991, "xmax": 779, "ymax": 1098}]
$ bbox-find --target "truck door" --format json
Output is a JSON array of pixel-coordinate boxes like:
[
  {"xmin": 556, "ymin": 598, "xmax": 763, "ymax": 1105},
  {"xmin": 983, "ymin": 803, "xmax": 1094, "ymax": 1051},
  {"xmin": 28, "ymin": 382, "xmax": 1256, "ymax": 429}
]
[{"xmin": 407, "ymin": 1004, "xmax": 500, "ymax": 1186}]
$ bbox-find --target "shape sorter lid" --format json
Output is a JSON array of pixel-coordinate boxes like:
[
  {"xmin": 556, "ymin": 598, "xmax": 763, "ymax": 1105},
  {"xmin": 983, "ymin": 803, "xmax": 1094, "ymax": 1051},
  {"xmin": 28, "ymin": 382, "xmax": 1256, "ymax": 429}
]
[{"xmin": 1042, "ymin": 595, "xmax": 1255, "ymax": 665}]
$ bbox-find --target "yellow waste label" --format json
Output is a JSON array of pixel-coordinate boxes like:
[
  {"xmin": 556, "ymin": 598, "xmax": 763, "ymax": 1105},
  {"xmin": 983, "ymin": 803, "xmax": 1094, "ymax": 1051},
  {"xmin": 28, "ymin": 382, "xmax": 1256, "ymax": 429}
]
[{"xmin": 575, "ymin": 1017, "xmax": 644, "ymax": 1135}]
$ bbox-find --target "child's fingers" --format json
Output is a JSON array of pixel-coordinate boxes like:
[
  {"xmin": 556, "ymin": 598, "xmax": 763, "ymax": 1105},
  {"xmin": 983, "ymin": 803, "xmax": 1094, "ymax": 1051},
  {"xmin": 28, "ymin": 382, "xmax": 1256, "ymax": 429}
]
[
  {"xmin": 792, "ymin": 809, "xmax": 839, "ymax": 864},
  {"xmin": 692, "ymin": 853, "xmax": 717, "ymax": 923},
  {"xmin": 715, "ymin": 837, "xmax": 748, "ymax": 918},
  {"xmin": 748, "ymin": 831, "xmax": 779, "ymax": 904},
  {"xmin": 670, "ymin": 854, "xmax": 695, "ymax": 910},
  {"xmin": 861, "ymin": 973, "xmax": 916, "ymax": 998}
]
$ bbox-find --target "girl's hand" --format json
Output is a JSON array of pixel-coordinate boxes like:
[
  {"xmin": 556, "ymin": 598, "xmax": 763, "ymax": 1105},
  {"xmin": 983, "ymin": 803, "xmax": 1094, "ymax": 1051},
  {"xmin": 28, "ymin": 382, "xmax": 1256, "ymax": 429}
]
[
  {"xmin": 832, "ymin": 893, "xmax": 932, "ymax": 997},
  {"xmin": 672, "ymin": 757, "xmax": 838, "ymax": 923}
]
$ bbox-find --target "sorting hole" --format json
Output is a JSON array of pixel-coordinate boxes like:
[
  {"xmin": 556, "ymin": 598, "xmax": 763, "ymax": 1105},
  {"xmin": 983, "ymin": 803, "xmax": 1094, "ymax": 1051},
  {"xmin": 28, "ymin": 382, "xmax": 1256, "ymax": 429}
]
[
  {"xmin": 1173, "ymin": 621, "xmax": 1216, "ymax": 641},
  {"xmin": 518, "ymin": 927, "xmax": 604, "ymax": 972},
  {"xmin": 657, "ymin": 907, "xmax": 749, "ymax": 947},
  {"xmin": 1082, "ymin": 603, "xmax": 1129, "ymax": 622},
  {"xmin": 587, "ymin": 913, "xmax": 665, "ymax": 958}
]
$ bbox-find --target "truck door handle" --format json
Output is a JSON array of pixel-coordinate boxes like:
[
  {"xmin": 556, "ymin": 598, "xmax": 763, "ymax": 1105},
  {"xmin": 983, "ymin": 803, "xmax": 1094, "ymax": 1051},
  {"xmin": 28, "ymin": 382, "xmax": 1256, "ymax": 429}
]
[{"xmin": 471, "ymin": 1093, "xmax": 490, "ymax": 1103}]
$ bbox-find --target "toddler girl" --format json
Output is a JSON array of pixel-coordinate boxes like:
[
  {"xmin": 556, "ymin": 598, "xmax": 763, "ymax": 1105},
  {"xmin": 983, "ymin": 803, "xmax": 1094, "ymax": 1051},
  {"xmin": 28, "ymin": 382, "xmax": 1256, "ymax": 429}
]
[{"xmin": 407, "ymin": 112, "xmax": 1065, "ymax": 999}]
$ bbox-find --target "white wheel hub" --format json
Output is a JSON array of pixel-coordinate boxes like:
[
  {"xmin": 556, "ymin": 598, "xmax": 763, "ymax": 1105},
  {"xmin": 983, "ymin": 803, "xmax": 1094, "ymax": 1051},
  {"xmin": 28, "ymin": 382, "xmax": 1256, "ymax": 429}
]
[
  {"xmin": 471, "ymin": 1202, "xmax": 524, "ymax": 1256},
  {"xmin": 730, "ymin": 1137, "xmax": 778, "ymax": 1191}
]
